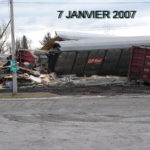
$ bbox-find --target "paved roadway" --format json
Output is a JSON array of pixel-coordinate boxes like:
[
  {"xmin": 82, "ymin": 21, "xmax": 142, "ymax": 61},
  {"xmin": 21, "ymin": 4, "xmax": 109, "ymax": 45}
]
[{"xmin": 0, "ymin": 94, "xmax": 150, "ymax": 150}]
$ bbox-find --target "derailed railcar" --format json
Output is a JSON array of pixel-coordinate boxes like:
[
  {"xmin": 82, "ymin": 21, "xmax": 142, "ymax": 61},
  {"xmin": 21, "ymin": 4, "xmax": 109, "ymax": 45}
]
[{"xmin": 48, "ymin": 36, "xmax": 150, "ymax": 76}]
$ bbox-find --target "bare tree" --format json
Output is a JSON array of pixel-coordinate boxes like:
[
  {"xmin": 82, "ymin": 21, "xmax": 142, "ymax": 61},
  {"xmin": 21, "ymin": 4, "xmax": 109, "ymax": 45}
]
[
  {"xmin": 16, "ymin": 35, "xmax": 31, "ymax": 50},
  {"xmin": 15, "ymin": 38, "xmax": 21, "ymax": 50},
  {"xmin": 0, "ymin": 22, "xmax": 10, "ymax": 53}
]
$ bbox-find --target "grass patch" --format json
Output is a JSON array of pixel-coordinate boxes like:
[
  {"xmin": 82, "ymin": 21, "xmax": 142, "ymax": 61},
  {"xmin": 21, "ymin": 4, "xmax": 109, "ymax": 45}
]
[{"xmin": 0, "ymin": 92, "xmax": 58, "ymax": 98}]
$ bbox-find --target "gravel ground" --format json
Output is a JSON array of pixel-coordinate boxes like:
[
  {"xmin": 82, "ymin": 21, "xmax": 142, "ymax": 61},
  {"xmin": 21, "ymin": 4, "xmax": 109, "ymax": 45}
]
[{"xmin": 0, "ymin": 95, "xmax": 150, "ymax": 149}]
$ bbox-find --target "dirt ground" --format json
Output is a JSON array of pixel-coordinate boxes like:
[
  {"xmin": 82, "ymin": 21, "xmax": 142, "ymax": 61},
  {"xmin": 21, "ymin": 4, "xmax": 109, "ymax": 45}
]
[
  {"xmin": 0, "ymin": 95, "xmax": 150, "ymax": 150},
  {"xmin": 0, "ymin": 76, "xmax": 150, "ymax": 149}
]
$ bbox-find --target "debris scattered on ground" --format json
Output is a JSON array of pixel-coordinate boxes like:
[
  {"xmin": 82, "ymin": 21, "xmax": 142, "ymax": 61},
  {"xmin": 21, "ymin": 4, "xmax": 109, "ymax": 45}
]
[
  {"xmin": 5, "ymin": 81, "xmax": 13, "ymax": 89},
  {"xmin": 0, "ymin": 70, "xmax": 129, "ymax": 89},
  {"xmin": 0, "ymin": 50, "xmax": 143, "ymax": 90}
]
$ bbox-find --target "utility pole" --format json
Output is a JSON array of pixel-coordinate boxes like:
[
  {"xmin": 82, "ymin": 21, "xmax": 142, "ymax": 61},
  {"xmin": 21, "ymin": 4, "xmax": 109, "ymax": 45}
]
[{"xmin": 9, "ymin": 0, "xmax": 18, "ymax": 94}]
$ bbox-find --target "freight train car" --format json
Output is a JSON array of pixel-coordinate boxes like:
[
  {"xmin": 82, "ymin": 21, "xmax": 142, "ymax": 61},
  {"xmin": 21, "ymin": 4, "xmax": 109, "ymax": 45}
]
[{"xmin": 48, "ymin": 36, "xmax": 150, "ymax": 76}]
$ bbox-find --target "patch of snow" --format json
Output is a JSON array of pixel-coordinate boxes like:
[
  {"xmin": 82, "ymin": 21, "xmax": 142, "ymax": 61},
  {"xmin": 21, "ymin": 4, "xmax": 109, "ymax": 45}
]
[{"xmin": 57, "ymin": 36, "xmax": 150, "ymax": 51}]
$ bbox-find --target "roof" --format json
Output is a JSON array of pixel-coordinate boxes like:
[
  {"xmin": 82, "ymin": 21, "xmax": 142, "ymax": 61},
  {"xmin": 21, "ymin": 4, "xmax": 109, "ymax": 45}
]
[
  {"xmin": 57, "ymin": 36, "xmax": 150, "ymax": 51},
  {"xmin": 55, "ymin": 31, "xmax": 114, "ymax": 40}
]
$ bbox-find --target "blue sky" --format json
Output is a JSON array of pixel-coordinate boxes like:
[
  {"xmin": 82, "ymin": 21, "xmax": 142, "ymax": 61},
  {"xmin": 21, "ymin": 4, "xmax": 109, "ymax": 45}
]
[{"xmin": 0, "ymin": 0, "xmax": 150, "ymax": 48}]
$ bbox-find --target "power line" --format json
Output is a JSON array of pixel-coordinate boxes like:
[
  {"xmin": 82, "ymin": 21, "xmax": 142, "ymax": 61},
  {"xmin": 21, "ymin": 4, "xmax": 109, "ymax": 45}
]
[{"xmin": 1, "ymin": 1, "xmax": 150, "ymax": 5}]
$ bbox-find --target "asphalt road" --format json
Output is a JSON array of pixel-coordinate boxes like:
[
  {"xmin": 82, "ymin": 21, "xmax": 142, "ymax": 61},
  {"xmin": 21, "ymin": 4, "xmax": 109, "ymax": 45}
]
[{"xmin": 0, "ymin": 94, "xmax": 150, "ymax": 150}]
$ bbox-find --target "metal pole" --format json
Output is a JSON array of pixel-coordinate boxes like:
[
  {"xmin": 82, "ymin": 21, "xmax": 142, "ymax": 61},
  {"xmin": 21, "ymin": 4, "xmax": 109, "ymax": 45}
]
[{"xmin": 9, "ymin": 0, "xmax": 18, "ymax": 94}]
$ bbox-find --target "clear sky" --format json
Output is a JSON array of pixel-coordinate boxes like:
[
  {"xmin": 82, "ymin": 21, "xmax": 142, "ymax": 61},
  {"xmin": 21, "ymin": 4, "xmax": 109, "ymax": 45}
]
[{"xmin": 0, "ymin": 0, "xmax": 150, "ymax": 48}]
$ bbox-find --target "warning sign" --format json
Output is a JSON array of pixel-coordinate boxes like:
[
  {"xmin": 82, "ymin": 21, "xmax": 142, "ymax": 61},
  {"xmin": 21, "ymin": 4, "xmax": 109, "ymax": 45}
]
[{"xmin": 87, "ymin": 57, "xmax": 104, "ymax": 64}]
